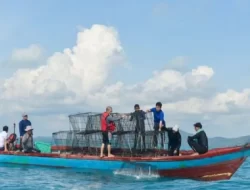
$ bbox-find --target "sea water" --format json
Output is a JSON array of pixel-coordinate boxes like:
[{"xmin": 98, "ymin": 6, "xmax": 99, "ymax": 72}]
[{"xmin": 0, "ymin": 159, "xmax": 249, "ymax": 190}]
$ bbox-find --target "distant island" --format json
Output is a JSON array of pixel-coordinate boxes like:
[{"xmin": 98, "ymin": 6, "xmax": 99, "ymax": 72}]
[{"xmin": 34, "ymin": 130, "xmax": 250, "ymax": 150}]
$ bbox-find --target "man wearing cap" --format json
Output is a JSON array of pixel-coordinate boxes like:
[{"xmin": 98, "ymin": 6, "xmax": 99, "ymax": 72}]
[
  {"xmin": 22, "ymin": 126, "xmax": 40, "ymax": 153},
  {"xmin": 165, "ymin": 125, "xmax": 182, "ymax": 156},
  {"xmin": 188, "ymin": 122, "xmax": 208, "ymax": 155},
  {"xmin": 19, "ymin": 113, "xmax": 32, "ymax": 150}
]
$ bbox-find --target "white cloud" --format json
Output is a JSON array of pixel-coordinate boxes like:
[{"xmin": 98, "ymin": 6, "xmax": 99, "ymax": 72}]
[
  {"xmin": 1, "ymin": 24, "xmax": 250, "ymax": 137},
  {"xmin": 162, "ymin": 89, "xmax": 250, "ymax": 114},
  {"xmin": 11, "ymin": 44, "xmax": 43, "ymax": 62}
]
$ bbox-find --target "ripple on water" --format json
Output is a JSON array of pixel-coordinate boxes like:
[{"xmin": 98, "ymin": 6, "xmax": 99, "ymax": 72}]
[{"xmin": 0, "ymin": 159, "xmax": 249, "ymax": 190}]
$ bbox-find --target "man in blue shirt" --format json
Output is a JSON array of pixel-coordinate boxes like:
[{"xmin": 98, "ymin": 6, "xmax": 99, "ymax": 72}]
[
  {"xmin": 147, "ymin": 102, "xmax": 166, "ymax": 148},
  {"xmin": 19, "ymin": 113, "xmax": 32, "ymax": 150}
]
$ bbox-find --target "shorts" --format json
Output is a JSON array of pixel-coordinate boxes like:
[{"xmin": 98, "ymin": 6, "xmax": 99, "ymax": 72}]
[{"xmin": 102, "ymin": 132, "xmax": 111, "ymax": 145}]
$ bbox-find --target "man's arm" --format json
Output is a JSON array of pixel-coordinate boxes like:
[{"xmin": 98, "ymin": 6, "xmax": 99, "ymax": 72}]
[
  {"xmin": 107, "ymin": 115, "xmax": 122, "ymax": 122},
  {"xmin": 165, "ymin": 127, "xmax": 172, "ymax": 132},
  {"xmin": 129, "ymin": 112, "xmax": 134, "ymax": 121},
  {"xmin": 188, "ymin": 132, "xmax": 200, "ymax": 140},
  {"xmin": 141, "ymin": 111, "xmax": 146, "ymax": 120},
  {"xmin": 159, "ymin": 111, "xmax": 164, "ymax": 130},
  {"xmin": 146, "ymin": 108, "xmax": 154, "ymax": 112}
]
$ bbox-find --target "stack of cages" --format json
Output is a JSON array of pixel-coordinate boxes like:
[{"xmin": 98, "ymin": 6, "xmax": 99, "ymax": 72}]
[
  {"xmin": 69, "ymin": 112, "xmax": 100, "ymax": 154},
  {"xmin": 52, "ymin": 130, "xmax": 75, "ymax": 153},
  {"xmin": 109, "ymin": 112, "xmax": 157, "ymax": 156},
  {"xmin": 52, "ymin": 111, "xmax": 168, "ymax": 156},
  {"xmin": 113, "ymin": 111, "xmax": 168, "ymax": 156}
]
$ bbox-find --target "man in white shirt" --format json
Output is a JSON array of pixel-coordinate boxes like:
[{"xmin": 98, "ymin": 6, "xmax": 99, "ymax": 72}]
[{"xmin": 0, "ymin": 126, "xmax": 9, "ymax": 152}]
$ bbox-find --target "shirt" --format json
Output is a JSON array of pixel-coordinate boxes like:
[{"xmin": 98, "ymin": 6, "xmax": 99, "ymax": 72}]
[
  {"xmin": 0, "ymin": 131, "xmax": 8, "ymax": 148},
  {"xmin": 130, "ymin": 110, "xmax": 146, "ymax": 132},
  {"xmin": 22, "ymin": 133, "xmax": 34, "ymax": 151},
  {"xmin": 19, "ymin": 119, "xmax": 32, "ymax": 136},
  {"xmin": 188, "ymin": 129, "xmax": 208, "ymax": 149},
  {"xmin": 150, "ymin": 108, "xmax": 165, "ymax": 126},
  {"xmin": 165, "ymin": 128, "xmax": 181, "ymax": 149}
]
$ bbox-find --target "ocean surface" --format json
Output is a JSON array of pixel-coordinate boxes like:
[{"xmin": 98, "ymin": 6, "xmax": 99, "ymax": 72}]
[{"xmin": 0, "ymin": 159, "xmax": 249, "ymax": 190}]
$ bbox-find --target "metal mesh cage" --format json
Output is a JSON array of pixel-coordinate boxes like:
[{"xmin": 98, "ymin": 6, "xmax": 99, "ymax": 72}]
[
  {"xmin": 52, "ymin": 130, "xmax": 77, "ymax": 151},
  {"xmin": 52, "ymin": 111, "xmax": 168, "ymax": 156}
]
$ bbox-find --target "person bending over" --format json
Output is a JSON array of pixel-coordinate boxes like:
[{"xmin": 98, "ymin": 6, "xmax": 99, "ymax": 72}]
[
  {"xmin": 166, "ymin": 125, "xmax": 181, "ymax": 156},
  {"xmin": 188, "ymin": 122, "xmax": 208, "ymax": 155}
]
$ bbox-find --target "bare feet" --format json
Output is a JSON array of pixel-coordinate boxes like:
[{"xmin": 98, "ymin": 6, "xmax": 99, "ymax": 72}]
[
  {"xmin": 190, "ymin": 153, "xmax": 199, "ymax": 156},
  {"xmin": 108, "ymin": 154, "xmax": 115, "ymax": 157}
]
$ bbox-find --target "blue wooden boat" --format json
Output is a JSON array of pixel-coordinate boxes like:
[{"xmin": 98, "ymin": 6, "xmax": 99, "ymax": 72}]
[{"xmin": 0, "ymin": 144, "xmax": 249, "ymax": 181}]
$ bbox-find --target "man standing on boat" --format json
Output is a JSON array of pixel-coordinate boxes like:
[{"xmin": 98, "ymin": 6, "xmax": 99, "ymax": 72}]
[
  {"xmin": 19, "ymin": 113, "xmax": 32, "ymax": 151},
  {"xmin": 146, "ymin": 102, "xmax": 166, "ymax": 149},
  {"xmin": 188, "ymin": 122, "xmax": 208, "ymax": 155},
  {"xmin": 165, "ymin": 125, "xmax": 181, "ymax": 156},
  {"xmin": 100, "ymin": 106, "xmax": 125, "ymax": 158},
  {"xmin": 130, "ymin": 104, "xmax": 146, "ymax": 152}
]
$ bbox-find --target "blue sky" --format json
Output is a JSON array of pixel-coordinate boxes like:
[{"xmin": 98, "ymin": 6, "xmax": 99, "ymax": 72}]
[
  {"xmin": 1, "ymin": 0, "xmax": 250, "ymax": 87},
  {"xmin": 0, "ymin": 0, "xmax": 250, "ymax": 137}
]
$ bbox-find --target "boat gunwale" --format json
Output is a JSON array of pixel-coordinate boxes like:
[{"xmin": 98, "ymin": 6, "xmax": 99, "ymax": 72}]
[{"xmin": 0, "ymin": 145, "xmax": 249, "ymax": 162}]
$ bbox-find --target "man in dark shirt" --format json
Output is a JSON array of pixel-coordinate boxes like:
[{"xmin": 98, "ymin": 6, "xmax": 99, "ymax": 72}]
[
  {"xmin": 188, "ymin": 122, "xmax": 208, "ymax": 155},
  {"xmin": 19, "ymin": 113, "xmax": 32, "ymax": 150},
  {"xmin": 166, "ymin": 125, "xmax": 181, "ymax": 156},
  {"xmin": 130, "ymin": 104, "xmax": 146, "ymax": 151}
]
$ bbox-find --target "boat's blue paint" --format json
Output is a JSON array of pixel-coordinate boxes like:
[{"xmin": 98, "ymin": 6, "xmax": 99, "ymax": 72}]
[{"xmin": 0, "ymin": 148, "xmax": 249, "ymax": 171}]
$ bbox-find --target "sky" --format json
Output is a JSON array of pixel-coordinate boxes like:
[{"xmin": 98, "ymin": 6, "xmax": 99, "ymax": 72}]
[{"xmin": 0, "ymin": 0, "xmax": 250, "ymax": 138}]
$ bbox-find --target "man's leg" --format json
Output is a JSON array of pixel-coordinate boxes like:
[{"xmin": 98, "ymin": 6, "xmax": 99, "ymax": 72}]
[
  {"xmin": 100, "ymin": 143, "xmax": 105, "ymax": 157},
  {"xmin": 133, "ymin": 130, "xmax": 138, "ymax": 150},
  {"xmin": 153, "ymin": 124, "xmax": 159, "ymax": 148},
  {"xmin": 24, "ymin": 148, "xmax": 33, "ymax": 153},
  {"xmin": 32, "ymin": 148, "xmax": 41, "ymax": 153},
  {"xmin": 100, "ymin": 132, "xmax": 108, "ymax": 157},
  {"xmin": 107, "ymin": 144, "xmax": 114, "ymax": 157},
  {"xmin": 175, "ymin": 148, "xmax": 180, "ymax": 156},
  {"xmin": 19, "ymin": 137, "xmax": 23, "ymax": 151},
  {"xmin": 153, "ymin": 130, "xmax": 158, "ymax": 148},
  {"xmin": 168, "ymin": 147, "xmax": 174, "ymax": 156},
  {"xmin": 160, "ymin": 132, "xmax": 164, "ymax": 149},
  {"xmin": 142, "ymin": 133, "xmax": 146, "ymax": 151},
  {"xmin": 188, "ymin": 138, "xmax": 206, "ymax": 154}
]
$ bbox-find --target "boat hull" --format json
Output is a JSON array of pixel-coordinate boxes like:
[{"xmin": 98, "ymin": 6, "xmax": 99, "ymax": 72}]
[
  {"xmin": 159, "ymin": 157, "xmax": 246, "ymax": 181},
  {"xmin": 0, "ymin": 146, "xmax": 249, "ymax": 181}
]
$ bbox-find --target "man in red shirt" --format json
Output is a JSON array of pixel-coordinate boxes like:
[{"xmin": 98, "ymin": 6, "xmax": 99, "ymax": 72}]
[{"xmin": 100, "ymin": 106, "xmax": 124, "ymax": 158}]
